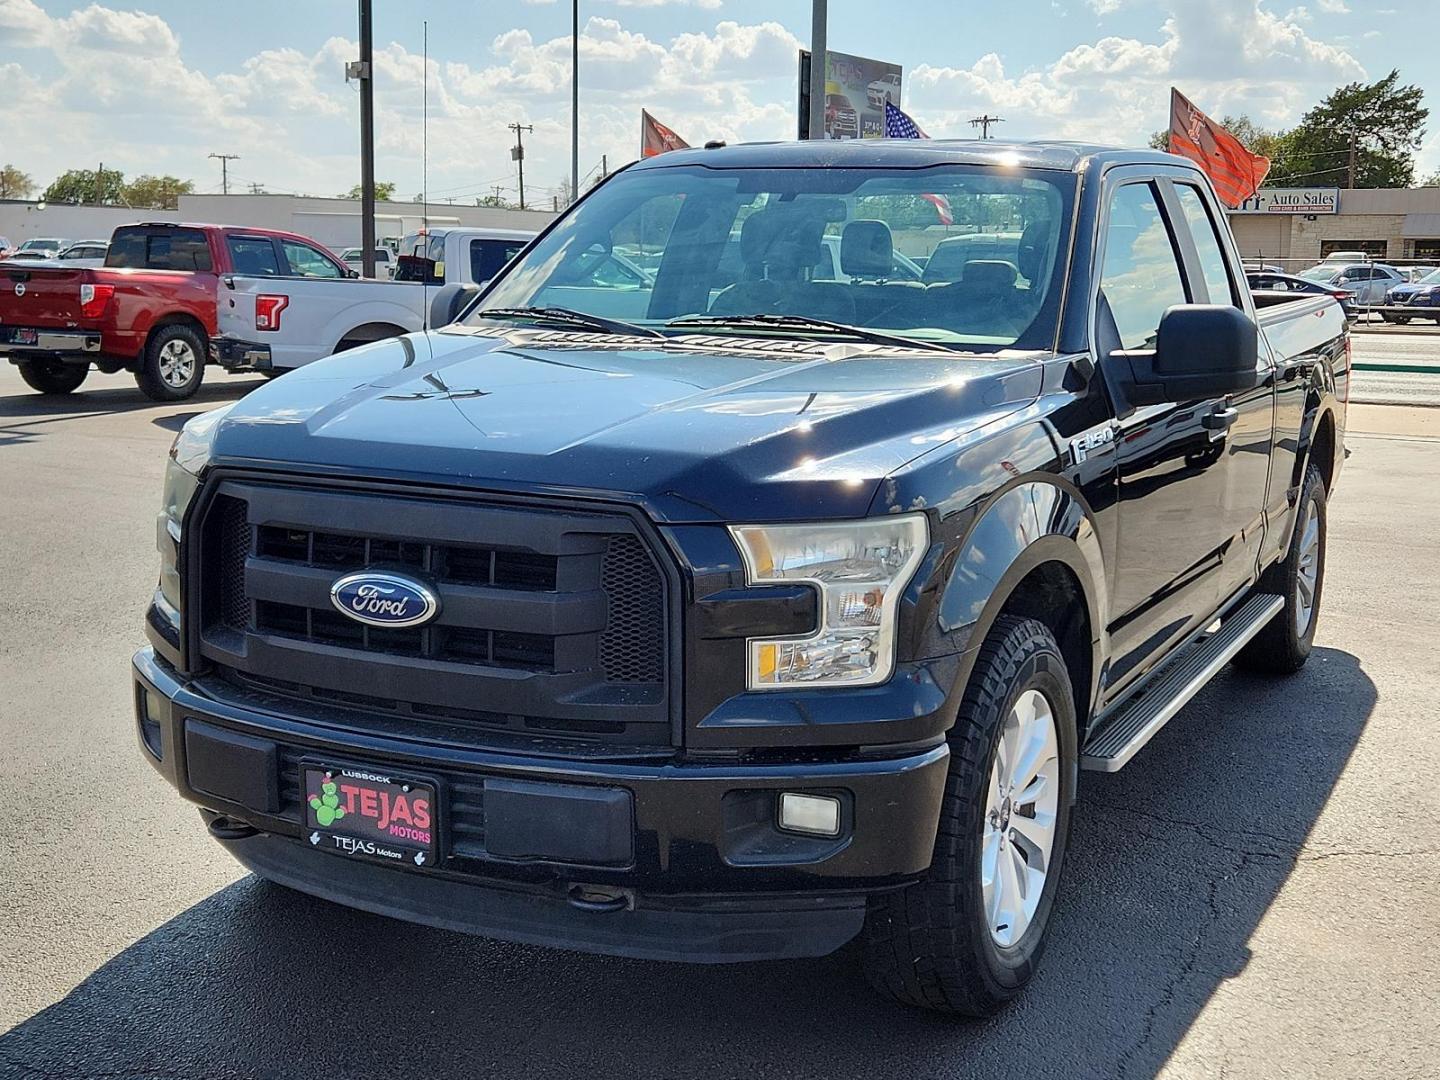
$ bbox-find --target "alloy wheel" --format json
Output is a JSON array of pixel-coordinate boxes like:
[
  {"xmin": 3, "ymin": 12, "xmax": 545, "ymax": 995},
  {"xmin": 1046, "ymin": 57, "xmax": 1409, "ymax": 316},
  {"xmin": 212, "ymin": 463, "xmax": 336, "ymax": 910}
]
[
  {"xmin": 1295, "ymin": 498, "xmax": 1321, "ymax": 636},
  {"xmin": 981, "ymin": 688, "xmax": 1061, "ymax": 948},
  {"xmin": 159, "ymin": 339, "xmax": 197, "ymax": 388}
]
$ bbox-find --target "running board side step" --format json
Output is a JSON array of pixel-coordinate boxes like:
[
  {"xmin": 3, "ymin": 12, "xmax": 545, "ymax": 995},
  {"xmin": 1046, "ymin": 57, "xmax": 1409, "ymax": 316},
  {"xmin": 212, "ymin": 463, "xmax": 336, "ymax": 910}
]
[{"xmin": 1081, "ymin": 594, "xmax": 1285, "ymax": 772}]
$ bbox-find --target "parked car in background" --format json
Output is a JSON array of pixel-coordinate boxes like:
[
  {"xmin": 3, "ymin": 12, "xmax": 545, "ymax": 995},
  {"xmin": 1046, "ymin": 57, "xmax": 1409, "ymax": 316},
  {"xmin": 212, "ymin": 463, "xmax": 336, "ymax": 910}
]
[
  {"xmin": 209, "ymin": 226, "xmax": 537, "ymax": 376},
  {"xmin": 57, "ymin": 240, "xmax": 110, "ymax": 267},
  {"xmin": 1246, "ymin": 270, "xmax": 1355, "ymax": 319},
  {"xmin": 339, "ymin": 247, "xmax": 393, "ymax": 278},
  {"xmin": 391, "ymin": 227, "xmax": 534, "ymax": 287},
  {"xmin": 1298, "ymin": 261, "xmax": 1404, "ymax": 307},
  {"xmin": 1242, "ymin": 261, "xmax": 1283, "ymax": 274},
  {"xmin": 0, "ymin": 236, "xmax": 13, "ymax": 257},
  {"xmin": 0, "ymin": 221, "xmax": 350, "ymax": 399},
  {"xmin": 867, "ymin": 72, "xmax": 902, "ymax": 109},
  {"xmin": 824, "ymin": 93, "xmax": 859, "ymax": 139},
  {"xmin": 1399, "ymin": 265, "xmax": 1438, "ymax": 283},
  {"xmin": 1382, "ymin": 266, "xmax": 1440, "ymax": 323},
  {"xmin": 11, "ymin": 237, "xmax": 69, "ymax": 258},
  {"xmin": 1319, "ymin": 250, "xmax": 1371, "ymax": 264}
]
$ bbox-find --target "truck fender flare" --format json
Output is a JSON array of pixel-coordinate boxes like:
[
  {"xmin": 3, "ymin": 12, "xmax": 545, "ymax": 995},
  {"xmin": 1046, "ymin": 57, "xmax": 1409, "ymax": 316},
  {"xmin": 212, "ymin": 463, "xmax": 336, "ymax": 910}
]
[{"xmin": 932, "ymin": 480, "xmax": 1107, "ymax": 722}]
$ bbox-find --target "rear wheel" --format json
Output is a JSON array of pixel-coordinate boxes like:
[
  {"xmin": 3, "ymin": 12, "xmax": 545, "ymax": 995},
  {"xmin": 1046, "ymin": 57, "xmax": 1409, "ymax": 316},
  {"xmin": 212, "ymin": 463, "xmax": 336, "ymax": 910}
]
[
  {"xmin": 135, "ymin": 324, "xmax": 205, "ymax": 401},
  {"xmin": 17, "ymin": 358, "xmax": 88, "ymax": 395},
  {"xmin": 1234, "ymin": 462, "xmax": 1326, "ymax": 674},
  {"xmin": 861, "ymin": 615, "xmax": 1077, "ymax": 1016}
]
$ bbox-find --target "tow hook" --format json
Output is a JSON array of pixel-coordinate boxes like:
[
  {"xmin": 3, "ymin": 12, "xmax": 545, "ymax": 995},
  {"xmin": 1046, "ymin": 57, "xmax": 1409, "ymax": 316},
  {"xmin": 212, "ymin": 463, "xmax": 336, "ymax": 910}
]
[
  {"xmin": 206, "ymin": 814, "xmax": 260, "ymax": 841},
  {"xmin": 566, "ymin": 884, "xmax": 631, "ymax": 913}
]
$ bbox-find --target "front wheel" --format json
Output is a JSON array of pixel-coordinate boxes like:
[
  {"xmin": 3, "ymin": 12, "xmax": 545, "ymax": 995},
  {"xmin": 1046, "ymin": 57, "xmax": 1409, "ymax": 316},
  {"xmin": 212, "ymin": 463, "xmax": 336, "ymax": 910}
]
[
  {"xmin": 861, "ymin": 615, "xmax": 1077, "ymax": 1016},
  {"xmin": 17, "ymin": 358, "xmax": 88, "ymax": 394},
  {"xmin": 1234, "ymin": 462, "xmax": 1327, "ymax": 674},
  {"xmin": 135, "ymin": 324, "xmax": 206, "ymax": 401}
]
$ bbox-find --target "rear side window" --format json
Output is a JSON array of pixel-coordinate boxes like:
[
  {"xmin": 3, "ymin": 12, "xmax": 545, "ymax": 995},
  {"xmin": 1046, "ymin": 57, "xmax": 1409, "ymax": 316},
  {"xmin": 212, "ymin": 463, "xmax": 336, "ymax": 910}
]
[
  {"xmin": 469, "ymin": 239, "xmax": 527, "ymax": 284},
  {"xmin": 105, "ymin": 227, "xmax": 213, "ymax": 271},
  {"xmin": 227, "ymin": 236, "xmax": 280, "ymax": 276},
  {"xmin": 280, "ymin": 241, "xmax": 342, "ymax": 278},
  {"xmin": 1174, "ymin": 185, "xmax": 1237, "ymax": 307},
  {"xmin": 1098, "ymin": 183, "xmax": 1188, "ymax": 351}
]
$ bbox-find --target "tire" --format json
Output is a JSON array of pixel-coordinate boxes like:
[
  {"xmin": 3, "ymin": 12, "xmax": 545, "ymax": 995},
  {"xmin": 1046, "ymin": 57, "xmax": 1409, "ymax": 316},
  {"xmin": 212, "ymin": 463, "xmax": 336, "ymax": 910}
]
[
  {"xmin": 1234, "ymin": 462, "xmax": 1327, "ymax": 675},
  {"xmin": 135, "ymin": 324, "xmax": 206, "ymax": 401},
  {"xmin": 17, "ymin": 358, "xmax": 88, "ymax": 395},
  {"xmin": 1393, "ymin": 315, "xmax": 1411, "ymax": 326},
  {"xmin": 861, "ymin": 615, "xmax": 1078, "ymax": 1016}
]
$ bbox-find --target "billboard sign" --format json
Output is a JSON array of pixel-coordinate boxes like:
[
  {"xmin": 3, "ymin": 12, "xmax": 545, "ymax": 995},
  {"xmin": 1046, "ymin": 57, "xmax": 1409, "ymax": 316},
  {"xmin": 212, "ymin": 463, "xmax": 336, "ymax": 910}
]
[
  {"xmin": 1232, "ymin": 188, "xmax": 1340, "ymax": 214},
  {"xmin": 798, "ymin": 49, "xmax": 902, "ymax": 141}
]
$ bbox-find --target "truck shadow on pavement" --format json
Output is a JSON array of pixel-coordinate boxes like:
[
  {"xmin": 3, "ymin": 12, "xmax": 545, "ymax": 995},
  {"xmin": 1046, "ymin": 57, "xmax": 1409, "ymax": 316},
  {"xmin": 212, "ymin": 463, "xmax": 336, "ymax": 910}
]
[
  {"xmin": 0, "ymin": 649, "xmax": 1375, "ymax": 1080},
  {"xmin": 0, "ymin": 377, "xmax": 265, "ymax": 447}
]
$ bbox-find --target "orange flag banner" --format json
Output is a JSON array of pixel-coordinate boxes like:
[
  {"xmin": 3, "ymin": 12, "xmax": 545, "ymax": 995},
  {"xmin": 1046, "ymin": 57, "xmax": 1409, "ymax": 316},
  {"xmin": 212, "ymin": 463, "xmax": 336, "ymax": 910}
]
[
  {"xmin": 1168, "ymin": 88, "xmax": 1270, "ymax": 208},
  {"xmin": 641, "ymin": 110, "xmax": 690, "ymax": 158}
]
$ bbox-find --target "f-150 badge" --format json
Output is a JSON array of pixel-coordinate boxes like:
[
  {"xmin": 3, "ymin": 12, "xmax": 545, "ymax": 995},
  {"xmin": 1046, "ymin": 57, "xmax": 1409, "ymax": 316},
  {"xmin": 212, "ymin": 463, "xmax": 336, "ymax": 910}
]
[{"xmin": 1070, "ymin": 426, "xmax": 1115, "ymax": 464}]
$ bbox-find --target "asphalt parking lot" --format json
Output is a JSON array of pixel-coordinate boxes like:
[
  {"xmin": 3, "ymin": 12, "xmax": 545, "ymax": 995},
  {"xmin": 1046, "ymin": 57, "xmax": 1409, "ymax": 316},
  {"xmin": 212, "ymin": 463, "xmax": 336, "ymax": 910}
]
[{"xmin": 1, "ymin": 362, "xmax": 1437, "ymax": 1080}]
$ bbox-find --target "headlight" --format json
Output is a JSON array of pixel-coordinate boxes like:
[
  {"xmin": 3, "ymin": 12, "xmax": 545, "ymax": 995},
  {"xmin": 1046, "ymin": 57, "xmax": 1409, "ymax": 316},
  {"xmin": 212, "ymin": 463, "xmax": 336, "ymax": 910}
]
[
  {"xmin": 155, "ymin": 405, "xmax": 232, "ymax": 618},
  {"xmin": 729, "ymin": 515, "xmax": 928, "ymax": 689}
]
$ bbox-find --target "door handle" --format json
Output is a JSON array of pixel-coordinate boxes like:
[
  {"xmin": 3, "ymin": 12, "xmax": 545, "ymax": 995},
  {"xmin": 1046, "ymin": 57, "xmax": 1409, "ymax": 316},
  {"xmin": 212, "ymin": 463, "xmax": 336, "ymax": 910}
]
[{"xmin": 1202, "ymin": 406, "xmax": 1239, "ymax": 431}]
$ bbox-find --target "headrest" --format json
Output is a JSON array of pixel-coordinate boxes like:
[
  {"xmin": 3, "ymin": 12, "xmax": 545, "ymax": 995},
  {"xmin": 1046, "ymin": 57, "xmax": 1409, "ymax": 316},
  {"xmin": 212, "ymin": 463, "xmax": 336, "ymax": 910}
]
[
  {"xmin": 963, "ymin": 260, "xmax": 1019, "ymax": 291},
  {"xmin": 1017, "ymin": 220, "xmax": 1051, "ymax": 283},
  {"xmin": 840, "ymin": 220, "xmax": 893, "ymax": 279},
  {"xmin": 739, "ymin": 209, "xmax": 824, "ymax": 279}
]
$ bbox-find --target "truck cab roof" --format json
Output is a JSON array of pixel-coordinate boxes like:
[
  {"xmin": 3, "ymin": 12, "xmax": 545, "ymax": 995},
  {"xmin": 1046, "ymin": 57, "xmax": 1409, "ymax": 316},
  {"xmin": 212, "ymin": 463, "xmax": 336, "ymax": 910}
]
[{"xmin": 632, "ymin": 139, "xmax": 1188, "ymax": 175}]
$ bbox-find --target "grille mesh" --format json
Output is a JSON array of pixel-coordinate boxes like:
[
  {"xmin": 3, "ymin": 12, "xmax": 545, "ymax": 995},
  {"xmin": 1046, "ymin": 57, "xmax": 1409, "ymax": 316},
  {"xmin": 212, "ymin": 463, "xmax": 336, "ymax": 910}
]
[
  {"xmin": 217, "ymin": 496, "xmax": 252, "ymax": 631},
  {"xmin": 599, "ymin": 536, "xmax": 664, "ymax": 683}
]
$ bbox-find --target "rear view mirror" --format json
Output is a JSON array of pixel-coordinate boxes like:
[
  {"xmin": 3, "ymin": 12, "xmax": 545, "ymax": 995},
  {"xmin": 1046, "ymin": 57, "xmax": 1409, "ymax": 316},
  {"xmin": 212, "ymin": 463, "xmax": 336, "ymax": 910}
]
[{"xmin": 1109, "ymin": 305, "xmax": 1259, "ymax": 407}]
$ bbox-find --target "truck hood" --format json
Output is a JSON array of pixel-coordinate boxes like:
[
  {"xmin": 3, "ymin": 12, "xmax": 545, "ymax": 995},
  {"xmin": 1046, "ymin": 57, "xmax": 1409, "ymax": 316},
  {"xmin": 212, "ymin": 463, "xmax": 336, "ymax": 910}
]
[{"xmin": 208, "ymin": 325, "xmax": 1045, "ymax": 523}]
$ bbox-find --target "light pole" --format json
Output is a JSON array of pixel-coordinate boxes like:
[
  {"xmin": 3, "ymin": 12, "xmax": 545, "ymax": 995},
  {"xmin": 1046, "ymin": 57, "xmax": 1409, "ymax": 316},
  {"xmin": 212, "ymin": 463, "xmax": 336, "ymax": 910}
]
[
  {"xmin": 357, "ymin": 0, "xmax": 376, "ymax": 277},
  {"xmin": 807, "ymin": 0, "xmax": 827, "ymax": 141}
]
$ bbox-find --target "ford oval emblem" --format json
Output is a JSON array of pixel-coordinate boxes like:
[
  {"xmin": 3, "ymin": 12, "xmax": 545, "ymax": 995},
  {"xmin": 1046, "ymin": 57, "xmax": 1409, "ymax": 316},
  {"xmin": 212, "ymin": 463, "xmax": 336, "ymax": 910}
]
[{"xmin": 329, "ymin": 572, "xmax": 440, "ymax": 628}]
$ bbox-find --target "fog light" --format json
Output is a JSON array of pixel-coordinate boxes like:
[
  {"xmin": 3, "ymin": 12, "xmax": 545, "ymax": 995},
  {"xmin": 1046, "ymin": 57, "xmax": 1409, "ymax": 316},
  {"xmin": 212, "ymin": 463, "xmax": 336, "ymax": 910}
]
[
  {"xmin": 778, "ymin": 792, "xmax": 842, "ymax": 838},
  {"xmin": 139, "ymin": 688, "xmax": 166, "ymax": 760}
]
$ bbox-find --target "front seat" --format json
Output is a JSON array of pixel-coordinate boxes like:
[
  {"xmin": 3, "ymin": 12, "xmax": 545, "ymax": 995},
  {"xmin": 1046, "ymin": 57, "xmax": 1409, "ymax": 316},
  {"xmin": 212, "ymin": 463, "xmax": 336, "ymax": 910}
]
[{"xmin": 710, "ymin": 210, "xmax": 855, "ymax": 323}]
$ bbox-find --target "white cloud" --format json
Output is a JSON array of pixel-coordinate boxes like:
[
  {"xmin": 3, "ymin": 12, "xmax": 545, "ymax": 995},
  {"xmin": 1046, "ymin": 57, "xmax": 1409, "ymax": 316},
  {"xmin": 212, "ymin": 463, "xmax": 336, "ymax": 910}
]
[
  {"xmin": 1316, "ymin": 0, "xmax": 1350, "ymax": 12},
  {"xmin": 0, "ymin": 0, "xmax": 1391, "ymax": 205}
]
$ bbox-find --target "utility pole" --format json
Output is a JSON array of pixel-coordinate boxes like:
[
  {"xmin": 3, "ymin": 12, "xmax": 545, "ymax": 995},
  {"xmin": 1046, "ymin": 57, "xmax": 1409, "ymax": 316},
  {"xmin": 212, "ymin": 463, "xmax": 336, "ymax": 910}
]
[
  {"xmin": 1347, "ymin": 130, "xmax": 1358, "ymax": 189},
  {"xmin": 969, "ymin": 115, "xmax": 1004, "ymax": 139},
  {"xmin": 96, "ymin": 161, "xmax": 104, "ymax": 204},
  {"xmin": 352, "ymin": 0, "xmax": 377, "ymax": 277},
  {"xmin": 571, "ymin": 0, "xmax": 579, "ymax": 208},
  {"xmin": 807, "ymin": 0, "xmax": 827, "ymax": 140},
  {"xmin": 208, "ymin": 153, "xmax": 240, "ymax": 195},
  {"xmin": 509, "ymin": 122, "xmax": 534, "ymax": 210}
]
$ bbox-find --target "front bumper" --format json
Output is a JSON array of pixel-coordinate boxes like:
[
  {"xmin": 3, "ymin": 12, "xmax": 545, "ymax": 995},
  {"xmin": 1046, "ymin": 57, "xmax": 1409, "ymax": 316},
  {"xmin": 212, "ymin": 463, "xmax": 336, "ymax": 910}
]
[
  {"xmin": 209, "ymin": 336, "xmax": 273, "ymax": 372},
  {"xmin": 133, "ymin": 646, "xmax": 950, "ymax": 962},
  {"xmin": 2, "ymin": 327, "xmax": 101, "ymax": 359}
]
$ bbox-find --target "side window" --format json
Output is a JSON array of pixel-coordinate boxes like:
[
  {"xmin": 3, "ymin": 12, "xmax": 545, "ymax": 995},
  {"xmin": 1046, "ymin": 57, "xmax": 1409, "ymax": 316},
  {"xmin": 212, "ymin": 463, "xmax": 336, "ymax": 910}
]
[
  {"xmin": 1098, "ymin": 183, "xmax": 1189, "ymax": 350},
  {"xmin": 281, "ymin": 241, "xmax": 342, "ymax": 278},
  {"xmin": 469, "ymin": 239, "xmax": 527, "ymax": 283},
  {"xmin": 1174, "ymin": 185, "xmax": 1237, "ymax": 306},
  {"xmin": 152, "ymin": 229, "xmax": 213, "ymax": 272},
  {"xmin": 227, "ymin": 237, "xmax": 280, "ymax": 276}
]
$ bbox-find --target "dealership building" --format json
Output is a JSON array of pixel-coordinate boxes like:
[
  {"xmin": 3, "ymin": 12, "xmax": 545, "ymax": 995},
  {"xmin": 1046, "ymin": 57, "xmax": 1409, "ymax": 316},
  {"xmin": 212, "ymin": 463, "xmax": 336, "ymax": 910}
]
[{"xmin": 1226, "ymin": 186, "xmax": 1440, "ymax": 267}]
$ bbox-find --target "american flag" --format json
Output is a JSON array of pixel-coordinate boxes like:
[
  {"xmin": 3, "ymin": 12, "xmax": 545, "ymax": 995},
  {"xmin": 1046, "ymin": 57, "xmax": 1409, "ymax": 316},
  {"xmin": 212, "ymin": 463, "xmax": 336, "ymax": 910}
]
[{"xmin": 884, "ymin": 101, "xmax": 929, "ymax": 139}]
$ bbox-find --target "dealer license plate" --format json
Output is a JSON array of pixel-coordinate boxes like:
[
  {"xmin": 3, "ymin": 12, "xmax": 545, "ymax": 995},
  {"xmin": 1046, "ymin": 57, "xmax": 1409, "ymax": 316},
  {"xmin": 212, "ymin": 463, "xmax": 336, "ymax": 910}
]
[
  {"xmin": 9, "ymin": 328, "xmax": 38, "ymax": 345},
  {"xmin": 303, "ymin": 764, "xmax": 439, "ymax": 869}
]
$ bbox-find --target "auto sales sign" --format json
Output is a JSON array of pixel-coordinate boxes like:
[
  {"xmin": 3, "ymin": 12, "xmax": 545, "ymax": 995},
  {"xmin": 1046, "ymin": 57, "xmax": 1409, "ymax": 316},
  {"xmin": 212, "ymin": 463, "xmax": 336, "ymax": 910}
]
[{"xmin": 1232, "ymin": 188, "xmax": 1340, "ymax": 214}]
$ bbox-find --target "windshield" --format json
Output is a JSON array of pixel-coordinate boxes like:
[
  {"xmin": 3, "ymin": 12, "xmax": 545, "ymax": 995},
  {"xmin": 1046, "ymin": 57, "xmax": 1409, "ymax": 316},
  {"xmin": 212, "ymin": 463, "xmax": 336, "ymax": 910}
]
[
  {"xmin": 1417, "ymin": 268, "xmax": 1440, "ymax": 285},
  {"xmin": 1299, "ymin": 266, "xmax": 1340, "ymax": 282},
  {"xmin": 469, "ymin": 163, "xmax": 1075, "ymax": 352}
]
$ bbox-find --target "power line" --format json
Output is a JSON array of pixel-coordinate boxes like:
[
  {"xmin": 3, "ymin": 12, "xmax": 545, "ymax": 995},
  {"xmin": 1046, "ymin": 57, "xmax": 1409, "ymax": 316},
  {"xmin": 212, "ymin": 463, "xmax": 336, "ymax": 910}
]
[{"xmin": 970, "ymin": 114, "xmax": 1004, "ymax": 139}]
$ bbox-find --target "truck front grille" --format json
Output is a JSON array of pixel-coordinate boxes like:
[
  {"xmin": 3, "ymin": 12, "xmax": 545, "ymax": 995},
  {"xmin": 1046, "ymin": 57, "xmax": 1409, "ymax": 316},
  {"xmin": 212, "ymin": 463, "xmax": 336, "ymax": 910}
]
[{"xmin": 194, "ymin": 478, "xmax": 673, "ymax": 747}]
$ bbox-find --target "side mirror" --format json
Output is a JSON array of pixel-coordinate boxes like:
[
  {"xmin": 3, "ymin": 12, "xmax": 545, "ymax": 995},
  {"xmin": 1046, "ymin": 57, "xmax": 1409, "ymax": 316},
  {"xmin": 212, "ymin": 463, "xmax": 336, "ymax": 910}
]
[
  {"xmin": 1109, "ymin": 305, "xmax": 1258, "ymax": 407},
  {"xmin": 1336, "ymin": 276, "xmax": 1349, "ymax": 285}
]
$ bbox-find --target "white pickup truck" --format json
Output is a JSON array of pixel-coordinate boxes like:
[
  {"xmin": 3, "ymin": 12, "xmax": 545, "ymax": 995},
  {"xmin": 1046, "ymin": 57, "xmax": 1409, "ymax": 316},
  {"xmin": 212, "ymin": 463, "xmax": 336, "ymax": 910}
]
[{"xmin": 209, "ymin": 227, "xmax": 535, "ymax": 375}]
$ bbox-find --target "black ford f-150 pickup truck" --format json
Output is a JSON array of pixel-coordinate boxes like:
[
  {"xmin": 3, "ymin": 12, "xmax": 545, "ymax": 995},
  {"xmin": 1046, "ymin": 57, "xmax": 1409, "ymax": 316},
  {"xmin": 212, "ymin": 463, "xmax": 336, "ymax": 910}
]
[{"xmin": 134, "ymin": 140, "xmax": 1347, "ymax": 1015}]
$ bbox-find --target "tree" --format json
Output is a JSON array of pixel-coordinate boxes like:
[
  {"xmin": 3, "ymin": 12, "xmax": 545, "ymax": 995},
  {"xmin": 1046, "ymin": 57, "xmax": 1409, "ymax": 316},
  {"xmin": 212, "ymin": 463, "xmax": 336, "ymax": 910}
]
[
  {"xmin": 122, "ymin": 175, "xmax": 194, "ymax": 209},
  {"xmin": 44, "ymin": 167, "xmax": 127, "ymax": 205},
  {"xmin": 1421, "ymin": 170, "xmax": 1440, "ymax": 188},
  {"xmin": 475, "ymin": 192, "xmax": 514, "ymax": 209},
  {"xmin": 1271, "ymin": 70, "xmax": 1428, "ymax": 188},
  {"xmin": 342, "ymin": 181, "xmax": 397, "ymax": 200},
  {"xmin": 0, "ymin": 164, "xmax": 35, "ymax": 199}
]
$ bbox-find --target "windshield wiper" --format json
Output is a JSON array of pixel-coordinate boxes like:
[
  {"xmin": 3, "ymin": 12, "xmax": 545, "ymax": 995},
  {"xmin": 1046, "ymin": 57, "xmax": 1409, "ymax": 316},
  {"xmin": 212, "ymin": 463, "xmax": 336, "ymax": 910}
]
[
  {"xmin": 476, "ymin": 306, "xmax": 663, "ymax": 339},
  {"xmin": 668, "ymin": 314, "xmax": 954, "ymax": 354}
]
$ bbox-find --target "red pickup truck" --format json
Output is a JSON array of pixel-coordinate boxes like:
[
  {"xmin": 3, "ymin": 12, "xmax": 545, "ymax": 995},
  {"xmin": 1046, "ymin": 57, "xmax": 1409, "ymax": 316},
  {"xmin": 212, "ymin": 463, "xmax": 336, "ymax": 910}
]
[{"xmin": 0, "ymin": 222, "xmax": 350, "ymax": 400}]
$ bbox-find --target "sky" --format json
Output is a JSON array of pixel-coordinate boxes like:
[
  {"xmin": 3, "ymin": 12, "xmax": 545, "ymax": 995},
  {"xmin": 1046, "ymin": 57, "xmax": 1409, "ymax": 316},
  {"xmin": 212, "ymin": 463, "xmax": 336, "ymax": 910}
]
[{"xmin": 2, "ymin": 0, "xmax": 1438, "ymax": 207}]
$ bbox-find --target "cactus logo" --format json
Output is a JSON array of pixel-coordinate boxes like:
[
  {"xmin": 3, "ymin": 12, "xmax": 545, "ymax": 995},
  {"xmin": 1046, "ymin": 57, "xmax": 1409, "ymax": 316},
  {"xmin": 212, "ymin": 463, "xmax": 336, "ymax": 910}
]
[{"xmin": 308, "ymin": 773, "xmax": 347, "ymax": 827}]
